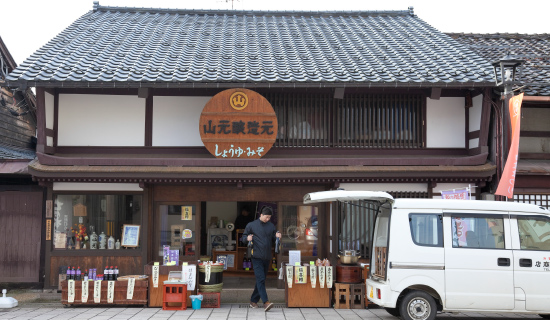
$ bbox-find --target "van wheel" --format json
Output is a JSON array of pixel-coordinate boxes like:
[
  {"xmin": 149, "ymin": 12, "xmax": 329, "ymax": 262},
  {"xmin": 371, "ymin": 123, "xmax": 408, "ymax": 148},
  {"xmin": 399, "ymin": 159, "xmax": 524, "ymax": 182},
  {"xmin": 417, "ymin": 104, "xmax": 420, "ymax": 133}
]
[
  {"xmin": 385, "ymin": 307, "xmax": 401, "ymax": 317},
  {"xmin": 539, "ymin": 315, "xmax": 550, "ymax": 319},
  {"xmin": 399, "ymin": 291, "xmax": 436, "ymax": 320}
]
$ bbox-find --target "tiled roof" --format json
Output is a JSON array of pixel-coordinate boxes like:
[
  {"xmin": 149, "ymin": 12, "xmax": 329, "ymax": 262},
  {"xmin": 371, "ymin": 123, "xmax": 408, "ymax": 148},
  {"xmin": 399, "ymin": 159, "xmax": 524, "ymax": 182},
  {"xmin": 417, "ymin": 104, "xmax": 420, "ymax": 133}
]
[
  {"xmin": 6, "ymin": 4, "xmax": 495, "ymax": 88},
  {"xmin": 448, "ymin": 33, "xmax": 550, "ymax": 96},
  {"xmin": 0, "ymin": 145, "xmax": 35, "ymax": 160}
]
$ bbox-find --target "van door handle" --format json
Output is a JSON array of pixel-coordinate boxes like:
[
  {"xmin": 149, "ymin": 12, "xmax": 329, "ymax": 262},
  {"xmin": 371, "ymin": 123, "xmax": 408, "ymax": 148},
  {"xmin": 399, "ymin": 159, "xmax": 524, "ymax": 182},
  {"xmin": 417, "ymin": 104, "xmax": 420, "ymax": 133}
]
[
  {"xmin": 519, "ymin": 259, "xmax": 532, "ymax": 267},
  {"xmin": 498, "ymin": 258, "xmax": 510, "ymax": 266}
]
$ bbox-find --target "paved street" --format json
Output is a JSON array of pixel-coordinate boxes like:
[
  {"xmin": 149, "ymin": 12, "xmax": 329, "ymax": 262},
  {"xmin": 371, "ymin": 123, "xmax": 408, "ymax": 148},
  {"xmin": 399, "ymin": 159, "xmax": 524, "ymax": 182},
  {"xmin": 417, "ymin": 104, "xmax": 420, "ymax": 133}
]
[{"xmin": 0, "ymin": 305, "xmax": 546, "ymax": 320}]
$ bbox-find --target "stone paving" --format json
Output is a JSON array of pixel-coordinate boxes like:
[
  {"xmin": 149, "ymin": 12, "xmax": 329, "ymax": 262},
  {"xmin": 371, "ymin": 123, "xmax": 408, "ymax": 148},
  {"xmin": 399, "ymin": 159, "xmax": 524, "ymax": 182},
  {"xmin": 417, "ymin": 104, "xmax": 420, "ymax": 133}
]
[{"xmin": 0, "ymin": 305, "xmax": 545, "ymax": 320}]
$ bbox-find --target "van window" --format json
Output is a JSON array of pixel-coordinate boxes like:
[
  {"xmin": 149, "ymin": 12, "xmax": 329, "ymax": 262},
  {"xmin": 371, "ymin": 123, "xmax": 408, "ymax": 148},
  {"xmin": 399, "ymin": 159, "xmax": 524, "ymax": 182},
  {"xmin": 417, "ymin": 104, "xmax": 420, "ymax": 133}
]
[
  {"xmin": 409, "ymin": 214, "xmax": 442, "ymax": 247},
  {"xmin": 371, "ymin": 206, "xmax": 391, "ymax": 279},
  {"xmin": 517, "ymin": 216, "xmax": 550, "ymax": 251},
  {"xmin": 451, "ymin": 216, "xmax": 504, "ymax": 249}
]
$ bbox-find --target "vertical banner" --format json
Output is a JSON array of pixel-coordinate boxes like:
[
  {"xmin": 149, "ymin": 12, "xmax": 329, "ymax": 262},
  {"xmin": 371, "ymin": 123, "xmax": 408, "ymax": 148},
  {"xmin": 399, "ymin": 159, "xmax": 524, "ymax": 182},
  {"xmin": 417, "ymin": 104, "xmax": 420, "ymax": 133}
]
[
  {"xmin": 319, "ymin": 266, "xmax": 326, "ymax": 288},
  {"xmin": 94, "ymin": 280, "xmax": 102, "ymax": 303},
  {"xmin": 67, "ymin": 280, "xmax": 75, "ymax": 303},
  {"xmin": 182, "ymin": 265, "xmax": 196, "ymax": 290},
  {"xmin": 81, "ymin": 280, "xmax": 89, "ymax": 303},
  {"xmin": 286, "ymin": 266, "xmax": 293, "ymax": 288},
  {"xmin": 127, "ymin": 278, "xmax": 135, "ymax": 300},
  {"xmin": 496, "ymin": 93, "xmax": 524, "ymax": 199},
  {"xmin": 294, "ymin": 266, "xmax": 307, "ymax": 284},
  {"xmin": 326, "ymin": 266, "xmax": 333, "ymax": 288},
  {"xmin": 107, "ymin": 281, "xmax": 115, "ymax": 303},
  {"xmin": 152, "ymin": 265, "xmax": 160, "ymax": 288},
  {"xmin": 310, "ymin": 266, "xmax": 317, "ymax": 288}
]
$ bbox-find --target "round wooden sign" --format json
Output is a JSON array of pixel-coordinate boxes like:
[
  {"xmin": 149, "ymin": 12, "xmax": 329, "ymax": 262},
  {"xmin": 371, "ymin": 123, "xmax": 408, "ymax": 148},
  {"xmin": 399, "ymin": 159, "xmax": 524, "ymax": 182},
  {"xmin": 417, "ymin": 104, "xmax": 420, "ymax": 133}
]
[{"xmin": 199, "ymin": 88, "xmax": 278, "ymax": 159}]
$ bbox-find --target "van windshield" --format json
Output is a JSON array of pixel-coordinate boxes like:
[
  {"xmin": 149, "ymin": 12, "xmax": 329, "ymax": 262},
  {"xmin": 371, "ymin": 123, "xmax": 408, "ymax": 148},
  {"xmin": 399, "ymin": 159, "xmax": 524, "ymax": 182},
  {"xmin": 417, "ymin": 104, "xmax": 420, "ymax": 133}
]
[{"xmin": 371, "ymin": 205, "xmax": 391, "ymax": 279}]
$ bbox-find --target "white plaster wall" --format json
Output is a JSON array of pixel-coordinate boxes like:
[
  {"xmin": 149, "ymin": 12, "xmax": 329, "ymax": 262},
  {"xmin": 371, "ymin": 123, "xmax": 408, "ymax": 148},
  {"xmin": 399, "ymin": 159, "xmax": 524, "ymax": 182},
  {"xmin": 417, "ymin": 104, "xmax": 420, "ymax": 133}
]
[
  {"xmin": 58, "ymin": 94, "xmax": 145, "ymax": 146},
  {"xmin": 53, "ymin": 182, "xmax": 143, "ymax": 191},
  {"xmin": 469, "ymin": 138, "xmax": 479, "ymax": 149},
  {"xmin": 339, "ymin": 183, "xmax": 427, "ymax": 192},
  {"xmin": 153, "ymin": 96, "xmax": 211, "ymax": 146},
  {"xmin": 426, "ymin": 97, "xmax": 465, "ymax": 148},
  {"xmin": 470, "ymin": 94, "xmax": 482, "ymax": 132},
  {"xmin": 520, "ymin": 137, "xmax": 550, "ymax": 153},
  {"xmin": 45, "ymin": 91, "xmax": 54, "ymax": 130}
]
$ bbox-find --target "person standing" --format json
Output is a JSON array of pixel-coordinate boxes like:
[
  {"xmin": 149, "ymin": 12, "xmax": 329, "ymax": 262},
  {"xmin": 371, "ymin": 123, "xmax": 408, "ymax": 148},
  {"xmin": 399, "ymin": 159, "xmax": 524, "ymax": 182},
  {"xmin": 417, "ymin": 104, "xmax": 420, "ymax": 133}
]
[{"xmin": 243, "ymin": 206, "xmax": 281, "ymax": 312}]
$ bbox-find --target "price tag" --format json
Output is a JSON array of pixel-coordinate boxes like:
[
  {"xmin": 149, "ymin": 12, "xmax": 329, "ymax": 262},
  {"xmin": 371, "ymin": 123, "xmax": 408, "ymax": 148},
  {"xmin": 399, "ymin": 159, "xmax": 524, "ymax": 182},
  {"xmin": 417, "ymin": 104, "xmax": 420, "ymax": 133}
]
[
  {"xmin": 94, "ymin": 280, "xmax": 102, "ymax": 303},
  {"xmin": 127, "ymin": 278, "xmax": 135, "ymax": 300},
  {"xmin": 318, "ymin": 266, "xmax": 325, "ymax": 288},
  {"xmin": 310, "ymin": 266, "xmax": 317, "ymax": 288},
  {"xmin": 107, "ymin": 280, "xmax": 115, "ymax": 303},
  {"xmin": 205, "ymin": 264, "xmax": 211, "ymax": 283},
  {"xmin": 81, "ymin": 280, "xmax": 89, "ymax": 303},
  {"xmin": 152, "ymin": 265, "xmax": 160, "ymax": 288},
  {"xmin": 67, "ymin": 280, "xmax": 75, "ymax": 303},
  {"xmin": 286, "ymin": 265, "xmax": 293, "ymax": 288},
  {"xmin": 326, "ymin": 266, "xmax": 333, "ymax": 288}
]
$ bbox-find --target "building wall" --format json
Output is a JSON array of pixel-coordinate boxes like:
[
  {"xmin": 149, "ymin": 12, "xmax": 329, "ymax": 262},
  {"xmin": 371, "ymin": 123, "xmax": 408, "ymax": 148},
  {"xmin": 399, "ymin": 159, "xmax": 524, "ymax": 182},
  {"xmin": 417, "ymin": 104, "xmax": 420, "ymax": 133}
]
[
  {"xmin": 469, "ymin": 94, "xmax": 483, "ymax": 149},
  {"xmin": 426, "ymin": 97, "xmax": 465, "ymax": 148},
  {"xmin": 58, "ymin": 94, "xmax": 145, "ymax": 146},
  {"xmin": 152, "ymin": 96, "xmax": 210, "ymax": 147}
]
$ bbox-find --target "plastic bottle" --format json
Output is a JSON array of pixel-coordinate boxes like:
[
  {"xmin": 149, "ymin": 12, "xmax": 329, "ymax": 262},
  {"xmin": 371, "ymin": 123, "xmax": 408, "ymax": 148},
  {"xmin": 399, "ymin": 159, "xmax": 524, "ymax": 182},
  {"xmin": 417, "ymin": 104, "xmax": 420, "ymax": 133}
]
[
  {"xmin": 76, "ymin": 267, "xmax": 81, "ymax": 281},
  {"xmin": 114, "ymin": 266, "xmax": 119, "ymax": 280},
  {"xmin": 70, "ymin": 267, "xmax": 75, "ymax": 280},
  {"xmin": 66, "ymin": 266, "xmax": 71, "ymax": 280},
  {"xmin": 83, "ymin": 269, "xmax": 88, "ymax": 282},
  {"xmin": 247, "ymin": 238, "xmax": 253, "ymax": 259},
  {"xmin": 104, "ymin": 266, "xmax": 108, "ymax": 280}
]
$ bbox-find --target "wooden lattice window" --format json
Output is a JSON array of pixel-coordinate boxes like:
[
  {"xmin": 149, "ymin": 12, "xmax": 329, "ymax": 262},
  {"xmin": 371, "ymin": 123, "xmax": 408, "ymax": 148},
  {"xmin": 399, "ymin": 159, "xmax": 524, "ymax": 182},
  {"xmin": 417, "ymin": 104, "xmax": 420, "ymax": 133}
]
[
  {"xmin": 514, "ymin": 194, "xmax": 550, "ymax": 209},
  {"xmin": 268, "ymin": 93, "xmax": 425, "ymax": 148}
]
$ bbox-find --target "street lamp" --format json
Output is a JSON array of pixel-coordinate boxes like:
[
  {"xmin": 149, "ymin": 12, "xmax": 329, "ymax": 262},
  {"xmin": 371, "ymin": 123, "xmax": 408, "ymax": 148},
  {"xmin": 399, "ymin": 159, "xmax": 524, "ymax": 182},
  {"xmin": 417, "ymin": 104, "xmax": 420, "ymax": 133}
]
[
  {"xmin": 491, "ymin": 53, "xmax": 524, "ymax": 97},
  {"xmin": 491, "ymin": 54, "xmax": 524, "ymax": 200}
]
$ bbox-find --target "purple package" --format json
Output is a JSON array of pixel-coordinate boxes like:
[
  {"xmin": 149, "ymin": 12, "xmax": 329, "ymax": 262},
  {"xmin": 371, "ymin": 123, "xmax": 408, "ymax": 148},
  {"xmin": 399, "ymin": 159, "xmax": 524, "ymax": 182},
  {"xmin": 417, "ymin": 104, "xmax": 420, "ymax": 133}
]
[
  {"xmin": 92, "ymin": 268, "xmax": 96, "ymax": 280},
  {"xmin": 163, "ymin": 245, "xmax": 170, "ymax": 265},
  {"xmin": 169, "ymin": 250, "xmax": 179, "ymax": 266}
]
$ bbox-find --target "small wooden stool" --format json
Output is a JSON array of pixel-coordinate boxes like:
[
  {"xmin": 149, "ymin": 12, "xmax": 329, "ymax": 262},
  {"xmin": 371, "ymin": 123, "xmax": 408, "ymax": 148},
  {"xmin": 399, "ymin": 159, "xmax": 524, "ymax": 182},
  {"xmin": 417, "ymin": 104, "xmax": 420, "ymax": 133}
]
[
  {"xmin": 162, "ymin": 283, "xmax": 187, "ymax": 310},
  {"xmin": 334, "ymin": 283, "xmax": 365, "ymax": 309}
]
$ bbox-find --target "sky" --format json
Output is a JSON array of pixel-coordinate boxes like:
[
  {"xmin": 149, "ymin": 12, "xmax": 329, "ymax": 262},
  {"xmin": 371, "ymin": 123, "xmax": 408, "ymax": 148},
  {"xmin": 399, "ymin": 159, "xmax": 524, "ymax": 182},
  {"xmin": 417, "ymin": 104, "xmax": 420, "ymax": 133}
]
[{"xmin": 1, "ymin": 0, "xmax": 549, "ymax": 65}]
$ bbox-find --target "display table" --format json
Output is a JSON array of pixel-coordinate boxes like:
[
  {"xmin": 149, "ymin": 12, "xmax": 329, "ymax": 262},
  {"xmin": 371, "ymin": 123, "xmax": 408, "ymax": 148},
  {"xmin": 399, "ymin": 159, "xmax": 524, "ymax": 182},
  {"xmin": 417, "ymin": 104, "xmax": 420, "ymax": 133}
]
[
  {"xmin": 61, "ymin": 280, "xmax": 147, "ymax": 306},
  {"xmin": 285, "ymin": 266, "xmax": 332, "ymax": 308},
  {"xmin": 144, "ymin": 264, "xmax": 196, "ymax": 307}
]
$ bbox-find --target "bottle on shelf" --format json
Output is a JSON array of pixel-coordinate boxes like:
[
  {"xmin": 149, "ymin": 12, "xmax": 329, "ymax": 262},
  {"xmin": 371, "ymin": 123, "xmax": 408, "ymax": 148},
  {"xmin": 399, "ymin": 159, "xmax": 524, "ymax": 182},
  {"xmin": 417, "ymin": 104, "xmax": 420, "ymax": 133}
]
[
  {"xmin": 76, "ymin": 267, "xmax": 81, "ymax": 281},
  {"xmin": 242, "ymin": 255, "xmax": 247, "ymax": 270},
  {"xmin": 114, "ymin": 266, "xmax": 119, "ymax": 280},
  {"xmin": 70, "ymin": 267, "xmax": 76, "ymax": 280},
  {"xmin": 66, "ymin": 266, "xmax": 71, "ymax": 280},
  {"xmin": 104, "ymin": 266, "xmax": 108, "ymax": 280},
  {"xmin": 84, "ymin": 269, "xmax": 88, "ymax": 281}
]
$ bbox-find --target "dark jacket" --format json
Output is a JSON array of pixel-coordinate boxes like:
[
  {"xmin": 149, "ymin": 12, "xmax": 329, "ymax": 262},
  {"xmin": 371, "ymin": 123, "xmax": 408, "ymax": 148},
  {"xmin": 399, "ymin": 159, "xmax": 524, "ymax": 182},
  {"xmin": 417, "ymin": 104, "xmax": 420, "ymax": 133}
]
[{"xmin": 243, "ymin": 219, "xmax": 276, "ymax": 261}]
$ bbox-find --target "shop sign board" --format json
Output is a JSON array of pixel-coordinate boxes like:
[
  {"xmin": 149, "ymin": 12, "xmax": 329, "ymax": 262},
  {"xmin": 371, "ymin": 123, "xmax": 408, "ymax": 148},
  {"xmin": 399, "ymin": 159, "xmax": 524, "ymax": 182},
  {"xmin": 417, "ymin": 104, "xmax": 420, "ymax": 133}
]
[{"xmin": 199, "ymin": 88, "xmax": 278, "ymax": 159}]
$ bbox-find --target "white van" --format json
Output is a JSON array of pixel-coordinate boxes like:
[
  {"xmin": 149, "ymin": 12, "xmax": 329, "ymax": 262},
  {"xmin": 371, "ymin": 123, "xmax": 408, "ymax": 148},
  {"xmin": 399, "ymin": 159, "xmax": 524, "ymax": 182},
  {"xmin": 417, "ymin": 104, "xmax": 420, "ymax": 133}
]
[{"xmin": 304, "ymin": 190, "xmax": 550, "ymax": 320}]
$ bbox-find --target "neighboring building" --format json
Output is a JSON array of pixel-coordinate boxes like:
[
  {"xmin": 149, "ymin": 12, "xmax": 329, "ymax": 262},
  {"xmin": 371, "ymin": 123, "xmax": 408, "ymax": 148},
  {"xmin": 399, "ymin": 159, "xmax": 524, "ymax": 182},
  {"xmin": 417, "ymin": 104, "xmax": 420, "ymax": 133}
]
[
  {"xmin": 6, "ymin": 3, "xmax": 497, "ymax": 289},
  {"xmin": 450, "ymin": 33, "xmax": 550, "ymax": 207},
  {"xmin": 0, "ymin": 35, "xmax": 43, "ymax": 286}
]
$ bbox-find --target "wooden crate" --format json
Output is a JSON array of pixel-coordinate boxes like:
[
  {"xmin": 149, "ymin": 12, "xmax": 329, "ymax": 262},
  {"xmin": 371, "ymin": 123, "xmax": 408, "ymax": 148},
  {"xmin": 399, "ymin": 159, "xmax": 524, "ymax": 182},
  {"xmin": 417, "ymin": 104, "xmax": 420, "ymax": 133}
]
[
  {"xmin": 334, "ymin": 283, "xmax": 365, "ymax": 309},
  {"xmin": 144, "ymin": 264, "xmax": 196, "ymax": 308},
  {"xmin": 61, "ymin": 280, "xmax": 147, "ymax": 305},
  {"xmin": 163, "ymin": 283, "xmax": 187, "ymax": 310},
  {"xmin": 285, "ymin": 267, "xmax": 332, "ymax": 308}
]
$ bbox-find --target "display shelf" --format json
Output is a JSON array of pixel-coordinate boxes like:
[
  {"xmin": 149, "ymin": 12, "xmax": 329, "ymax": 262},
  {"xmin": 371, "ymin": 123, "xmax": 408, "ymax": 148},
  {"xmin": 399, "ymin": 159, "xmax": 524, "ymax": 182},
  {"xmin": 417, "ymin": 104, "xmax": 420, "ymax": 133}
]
[{"xmin": 285, "ymin": 266, "xmax": 331, "ymax": 308}]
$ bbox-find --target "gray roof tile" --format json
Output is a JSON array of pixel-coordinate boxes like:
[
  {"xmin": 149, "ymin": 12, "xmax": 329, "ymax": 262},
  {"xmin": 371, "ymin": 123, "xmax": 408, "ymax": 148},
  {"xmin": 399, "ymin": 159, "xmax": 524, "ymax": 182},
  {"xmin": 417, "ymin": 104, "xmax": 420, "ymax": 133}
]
[
  {"xmin": 7, "ymin": 5, "xmax": 495, "ymax": 88},
  {"xmin": 449, "ymin": 33, "xmax": 550, "ymax": 96}
]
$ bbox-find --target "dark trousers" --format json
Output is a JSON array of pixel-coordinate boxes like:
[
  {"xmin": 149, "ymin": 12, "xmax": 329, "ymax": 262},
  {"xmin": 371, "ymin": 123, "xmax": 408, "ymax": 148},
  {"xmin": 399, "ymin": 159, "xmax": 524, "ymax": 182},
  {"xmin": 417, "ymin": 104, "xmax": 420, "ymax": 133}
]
[{"xmin": 250, "ymin": 258, "xmax": 270, "ymax": 303}]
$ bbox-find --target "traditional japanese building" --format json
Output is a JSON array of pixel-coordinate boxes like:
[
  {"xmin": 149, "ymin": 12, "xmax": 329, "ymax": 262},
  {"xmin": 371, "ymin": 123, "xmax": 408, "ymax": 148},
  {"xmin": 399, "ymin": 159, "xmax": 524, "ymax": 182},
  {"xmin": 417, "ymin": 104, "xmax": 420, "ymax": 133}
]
[{"xmin": 6, "ymin": 3, "xmax": 498, "ymax": 288}]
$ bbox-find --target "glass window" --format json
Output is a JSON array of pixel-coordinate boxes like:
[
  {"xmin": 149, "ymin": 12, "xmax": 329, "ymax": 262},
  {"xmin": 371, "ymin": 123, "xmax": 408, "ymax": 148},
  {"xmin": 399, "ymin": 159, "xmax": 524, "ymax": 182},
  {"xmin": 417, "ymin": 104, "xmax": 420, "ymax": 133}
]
[
  {"xmin": 409, "ymin": 214, "xmax": 443, "ymax": 247},
  {"xmin": 517, "ymin": 216, "xmax": 550, "ymax": 251},
  {"xmin": 451, "ymin": 216, "xmax": 504, "ymax": 249},
  {"xmin": 280, "ymin": 205, "xmax": 318, "ymax": 257},
  {"xmin": 53, "ymin": 194, "xmax": 142, "ymax": 250},
  {"xmin": 371, "ymin": 206, "xmax": 390, "ymax": 279},
  {"xmin": 155, "ymin": 204, "xmax": 197, "ymax": 260}
]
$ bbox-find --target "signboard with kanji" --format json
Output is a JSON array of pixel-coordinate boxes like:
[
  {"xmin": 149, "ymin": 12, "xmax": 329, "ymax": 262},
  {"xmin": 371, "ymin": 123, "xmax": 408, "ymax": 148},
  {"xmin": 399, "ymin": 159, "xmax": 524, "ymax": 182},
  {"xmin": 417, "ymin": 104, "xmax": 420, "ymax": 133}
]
[
  {"xmin": 181, "ymin": 206, "xmax": 192, "ymax": 220},
  {"xmin": 199, "ymin": 88, "xmax": 278, "ymax": 159}
]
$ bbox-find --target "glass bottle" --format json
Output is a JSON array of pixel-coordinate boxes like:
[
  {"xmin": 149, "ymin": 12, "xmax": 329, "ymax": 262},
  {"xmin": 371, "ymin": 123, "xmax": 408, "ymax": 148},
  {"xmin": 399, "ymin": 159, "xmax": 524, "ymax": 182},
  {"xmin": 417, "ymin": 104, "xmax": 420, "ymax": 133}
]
[
  {"xmin": 108, "ymin": 236, "xmax": 115, "ymax": 249},
  {"xmin": 115, "ymin": 239, "xmax": 121, "ymax": 249},
  {"xmin": 99, "ymin": 232, "xmax": 106, "ymax": 249},
  {"xmin": 89, "ymin": 226, "xmax": 98, "ymax": 250}
]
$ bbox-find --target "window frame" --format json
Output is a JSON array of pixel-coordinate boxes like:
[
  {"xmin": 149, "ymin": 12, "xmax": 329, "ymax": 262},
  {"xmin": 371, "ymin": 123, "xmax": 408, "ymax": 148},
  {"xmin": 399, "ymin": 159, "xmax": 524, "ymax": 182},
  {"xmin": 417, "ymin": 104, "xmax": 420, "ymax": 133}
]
[
  {"xmin": 449, "ymin": 213, "xmax": 506, "ymax": 250},
  {"xmin": 408, "ymin": 213, "xmax": 443, "ymax": 247}
]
